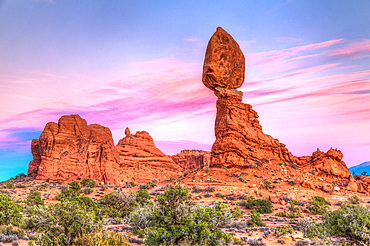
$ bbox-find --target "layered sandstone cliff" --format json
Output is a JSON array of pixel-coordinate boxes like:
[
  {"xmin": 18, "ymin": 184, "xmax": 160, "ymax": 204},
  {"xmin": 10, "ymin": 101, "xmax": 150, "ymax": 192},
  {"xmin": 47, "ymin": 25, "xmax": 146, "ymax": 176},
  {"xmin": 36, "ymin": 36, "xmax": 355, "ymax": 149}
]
[
  {"xmin": 28, "ymin": 116, "xmax": 182, "ymax": 184},
  {"xmin": 28, "ymin": 115, "xmax": 121, "ymax": 184},
  {"xmin": 116, "ymin": 129, "xmax": 182, "ymax": 182},
  {"xmin": 171, "ymin": 150, "xmax": 210, "ymax": 171}
]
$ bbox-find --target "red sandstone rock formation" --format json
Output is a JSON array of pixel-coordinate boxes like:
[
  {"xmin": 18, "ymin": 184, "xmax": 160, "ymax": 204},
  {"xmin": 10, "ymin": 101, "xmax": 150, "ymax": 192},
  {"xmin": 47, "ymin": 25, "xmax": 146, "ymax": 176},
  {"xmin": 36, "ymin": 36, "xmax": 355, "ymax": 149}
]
[
  {"xmin": 307, "ymin": 149, "xmax": 352, "ymax": 179},
  {"xmin": 203, "ymin": 28, "xmax": 298, "ymax": 167},
  {"xmin": 116, "ymin": 129, "xmax": 182, "ymax": 182},
  {"xmin": 203, "ymin": 27, "xmax": 245, "ymax": 90},
  {"xmin": 171, "ymin": 150, "xmax": 211, "ymax": 171},
  {"xmin": 28, "ymin": 115, "xmax": 182, "ymax": 184},
  {"xmin": 28, "ymin": 115, "xmax": 121, "ymax": 184}
]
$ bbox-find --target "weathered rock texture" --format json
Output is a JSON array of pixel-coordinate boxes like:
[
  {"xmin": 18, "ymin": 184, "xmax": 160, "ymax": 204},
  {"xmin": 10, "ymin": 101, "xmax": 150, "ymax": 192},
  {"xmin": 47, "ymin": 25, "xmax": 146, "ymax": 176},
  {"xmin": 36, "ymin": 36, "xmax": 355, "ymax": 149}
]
[
  {"xmin": 171, "ymin": 150, "xmax": 211, "ymax": 171},
  {"xmin": 203, "ymin": 27, "xmax": 245, "ymax": 90},
  {"xmin": 28, "ymin": 115, "xmax": 121, "ymax": 184},
  {"xmin": 204, "ymin": 28, "xmax": 298, "ymax": 167},
  {"xmin": 204, "ymin": 27, "xmax": 353, "ymax": 180},
  {"xmin": 307, "ymin": 149, "xmax": 351, "ymax": 179},
  {"xmin": 28, "ymin": 115, "xmax": 182, "ymax": 184},
  {"xmin": 116, "ymin": 130, "xmax": 182, "ymax": 182}
]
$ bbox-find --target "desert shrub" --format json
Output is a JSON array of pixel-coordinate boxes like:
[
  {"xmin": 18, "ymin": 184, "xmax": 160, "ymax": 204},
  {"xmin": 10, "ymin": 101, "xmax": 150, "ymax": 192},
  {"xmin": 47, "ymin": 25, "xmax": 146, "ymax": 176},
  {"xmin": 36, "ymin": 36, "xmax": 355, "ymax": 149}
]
[
  {"xmin": 83, "ymin": 188, "xmax": 93, "ymax": 195},
  {"xmin": 232, "ymin": 206, "xmax": 242, "ymax": 218},
  {"xmin": 203, "ymin": 192, "xmax": 211, "ymax": 198},
  {"xmin": 215, "ymin": 192, "xmax": 224, "ymax": 198},
  {"xmin": 68, "ymin": 181, "xmax": 81, "ymax": 192},
  {"xmin": 100, "ymin": 192, "xmax": 137, "ymax": 219},
  {"xmin": 139, "ymin": 183, "xmax": 147, "ymax": 189},
  {"xmin": 275, "ymin": 225, "xmax": 293, "ymax": 237},
  {"xmin": 248, "ymin": 209, "xmax": 265, "ymax": 227},
  {"xmin": 238, "ymin": 197, "xmax": 273, "ymax": 214},
  {"xmin": 135, "ymin": 189, "xmax": 151, "ymax": 206},
  {"xmin": 0, "ymin": 226, "xmax": 24, "ymax": 239},
  {"xmin": 22, "ymin": 205, "xmax": 48, "ymax": 231},
  {"xmin": 146, "ymin": 181, "xmax": 157, "ymax": 189},
  {"xmin": 0, "ymin": 234, "xmax": 18, "ymax": 243},
  {"xmin": 204, "ymin": 186, "xmax": 215, "ymax": 193},
  {"xmin": 346, "ymin": 194, "xmax": 363, "ymax": 205},
  {"xmin": 71, "ymin": 196, "xmax": 100, "ymax": 215},
  {"xmin": 263, "ymin": 180, "xmax": 271, "ymax": 190},
  {"xmin": 73, "ymin": 229, "xmax": 129, "ymax": 246},
  {"xmin": 127, "ymin": 203, "xmax": 156, "ymax": 236},
  {"xmin": 80, "ymin": 179, "xmax": 96, "ymax": 188},
  {"xmin": 55, "ymin": 188, "xmax": 80, "ymax": 201},
  {"xmin": 6, "ymin": 180, "xmax": 14, "ymax": 189},
  {"xmin": 26, "ymin": 190, "xmax": 44, "ymax": 207},
  {"xmin": 141, "ymin": 185, "xmax": 232, "ymax": 245},
  {"xmin": 287, "ymin": 180, "xmax": 296, "ymax": 186},
  {"xmin": 0, "ymin": 194, "xmax": 23, "ymax": 226},
  {"xmin": 307, "ymin": 196, "xmax": 328, "ymax": 215},
  {"xmin": 307, "ymin": 204, "xmax": 370, "ymax": 245},
  {"xmin": 191, "ymin": 186, "xmax": 203, "ymax": 193},
  {"xmin": 276, "ymin": 211, "xmax": 287, "ymax": 217},
  {"xmin": 33, "ymin": 201, "xmax": 102, "ymax": 246}
]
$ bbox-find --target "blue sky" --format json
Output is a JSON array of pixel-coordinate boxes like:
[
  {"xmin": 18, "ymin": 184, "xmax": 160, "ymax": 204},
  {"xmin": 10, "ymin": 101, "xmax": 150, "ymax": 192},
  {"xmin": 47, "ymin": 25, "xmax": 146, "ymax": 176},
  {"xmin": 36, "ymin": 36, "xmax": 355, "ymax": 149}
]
[{"xmin": 0, "ymin": 0, "xmax": 369, "ymax": 181}]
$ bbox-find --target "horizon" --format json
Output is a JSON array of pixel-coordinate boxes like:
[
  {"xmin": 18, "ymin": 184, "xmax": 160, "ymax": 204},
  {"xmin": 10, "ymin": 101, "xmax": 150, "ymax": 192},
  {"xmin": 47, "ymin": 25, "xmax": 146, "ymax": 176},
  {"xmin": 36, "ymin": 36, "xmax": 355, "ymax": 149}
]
[{"xmin": 1, "ymin": 0, "xmax": 370, "ymax": 181}]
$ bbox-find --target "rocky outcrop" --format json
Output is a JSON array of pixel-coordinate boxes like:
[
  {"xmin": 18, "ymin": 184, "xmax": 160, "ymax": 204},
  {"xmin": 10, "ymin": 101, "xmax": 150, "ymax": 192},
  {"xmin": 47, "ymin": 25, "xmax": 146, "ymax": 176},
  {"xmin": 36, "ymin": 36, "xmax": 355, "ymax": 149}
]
[
  {"xmin": 171, "ymin": 150, "xmax": 211, "ymax": 171},
  {"xmin": 28, "ymin": 115, "xmax": 182, "ymax": 184},
  {"xmin": 203, "ymin": 27, "xmax": 299, "ymax": 167},
  {"xmin": 116, "ymin": 129, "xmax": 182, "ymax": 182},
  {"xmin": 28, "ymin": 115, "xmax": 121, "ymax": 184},
  {"xmin": 308, "ymin": 149, "xmax": 351, "ymax": 179}
]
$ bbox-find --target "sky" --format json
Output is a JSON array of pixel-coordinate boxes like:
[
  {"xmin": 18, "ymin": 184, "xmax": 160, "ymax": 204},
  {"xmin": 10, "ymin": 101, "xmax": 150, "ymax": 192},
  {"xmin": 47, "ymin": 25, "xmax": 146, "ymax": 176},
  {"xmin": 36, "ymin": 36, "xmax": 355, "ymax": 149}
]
[{"xmin": 0, "ymin": 0, "xmax": 369, "ymax": 181}]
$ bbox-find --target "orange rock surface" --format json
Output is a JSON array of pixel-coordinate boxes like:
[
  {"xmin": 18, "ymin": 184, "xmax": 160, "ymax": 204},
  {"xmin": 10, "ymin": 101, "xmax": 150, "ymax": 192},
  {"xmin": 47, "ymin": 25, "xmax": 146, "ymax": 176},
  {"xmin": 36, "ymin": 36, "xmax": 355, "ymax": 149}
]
[
  {"xmin": 28, "ymin": 115, "xmax": 182, "ymax": 185},
  {"xmin": 171, "ymin": 150, "xmax": 210, "ymax": 171},
  {"xmin": 28, "ymin": 115, "xmax": 121, "ymax": 184},
  {"xmin": 202, "ymin": 27, "xmax": 245, "ymax": 90}
]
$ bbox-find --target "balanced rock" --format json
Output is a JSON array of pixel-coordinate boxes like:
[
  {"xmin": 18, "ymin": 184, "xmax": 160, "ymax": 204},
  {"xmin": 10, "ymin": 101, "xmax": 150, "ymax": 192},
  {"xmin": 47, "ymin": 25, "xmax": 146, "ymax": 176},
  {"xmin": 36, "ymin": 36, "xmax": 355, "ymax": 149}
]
[
  {"xmin": 28, "ymin": 115, "xmax": 121, "ymax": 184},
  {"xmin": 202, "ymin": 27, "xmax": 245, "ymax": 90},
  {"xmin": 203, "ymin": 28, "xmax": 298, "ymax": 167},
  {"xmin": 171, "ymin": 150, "xmax": 210, "ymax": 171}
]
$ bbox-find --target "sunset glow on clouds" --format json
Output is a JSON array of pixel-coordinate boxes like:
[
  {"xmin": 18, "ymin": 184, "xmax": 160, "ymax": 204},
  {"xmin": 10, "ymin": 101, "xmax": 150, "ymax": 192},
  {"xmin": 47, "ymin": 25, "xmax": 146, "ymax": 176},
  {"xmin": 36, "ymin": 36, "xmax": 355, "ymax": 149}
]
[{"xmin": 0, "ymin": 0, "xmax": 369, "ymax": 181}]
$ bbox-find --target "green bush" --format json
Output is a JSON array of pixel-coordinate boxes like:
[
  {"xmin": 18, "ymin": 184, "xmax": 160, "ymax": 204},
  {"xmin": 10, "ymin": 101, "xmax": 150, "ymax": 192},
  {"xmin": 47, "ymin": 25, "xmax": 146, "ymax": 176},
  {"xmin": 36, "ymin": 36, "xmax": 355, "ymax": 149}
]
[
  {"xmin": 68, "ymin": 181, "xmax": 81, "ymax": 192},
  {"xmin": 232, "ymin": 206, "xmax": 242, "ymax": 218},
  {"xmin": 26, "ymin": 190, "xmax": 44, "ymax": 207},
  {"xmin": 55, "ymin": 188, "xmax": 81, "ymax": 201},
  {"xmin": 6, "ymin": 180, "xmax": 14, "ymax": 189},
  {"xmin": 238, "ymin": 197, "xmax": 273, "ymax": 214},
  {"xmin": 80, "ymin": 179, "xmax": 96, "ymax": 188},
  {"xmin": 131, "ymin": 185, "xmax": 232, "ymax": 245},
  {"xmin": 346, "ymin": 194, "xmax": 362, "ymax": 205},
  {"xmin": 22, "ymin": 205, "xmax": 48, "ymax": 231},
  {"xmin": 0, "ymin": 194, "xmax": 23, "ymax": 226},
  {"xmin": 73, "ymin": 229, "xmax": 130, "ymax": 245},
  {"xmin": 263, "ymin": 180, "xmax": 271, "ymax": 190},
  {"xmin": 33, "ymin": 201, "xmax": 102, "ymax": 246},
  {"xmin": 307, "ymin": 204, "xmax": 370, "ymax": 245},
  {"xmin": 83, "ymin": 188, "xmax": 93, "ymax": 195},
  {"xmin": 100, "ymin": 192, "xmax": 137, "ymax": 219},
  {"xmin": 276, "ymin": 211, "xmax": 287, "ymax": 217},
  {"xmin": 0, "ymin": 225, "xmax": 25, "ymax": 239},
  {"xmin": 249, "ymin": 209, "xmax": 265, "ymax": 227},
  {"xmin": 71, "ymin": 196, "xmax": 100, "ymax": 215},
  {"xmin": 135, "ymin": 189, "xmax": 150, "ymax": 206},
  {"xmin": 275, "ymin": 225, "xmax": 293, "ymax": 237},
  {"xmin": 307, "ymin": 196, "xmax": 328, "ymax": 215}
]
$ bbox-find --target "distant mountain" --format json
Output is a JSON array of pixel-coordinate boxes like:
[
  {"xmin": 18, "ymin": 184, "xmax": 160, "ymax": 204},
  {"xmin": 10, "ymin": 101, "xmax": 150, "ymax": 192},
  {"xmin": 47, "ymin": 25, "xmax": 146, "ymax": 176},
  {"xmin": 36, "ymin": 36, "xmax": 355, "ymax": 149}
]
[{"xmin": 349, "ymin": 161, "xmax": 370, "ymax": 175}]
